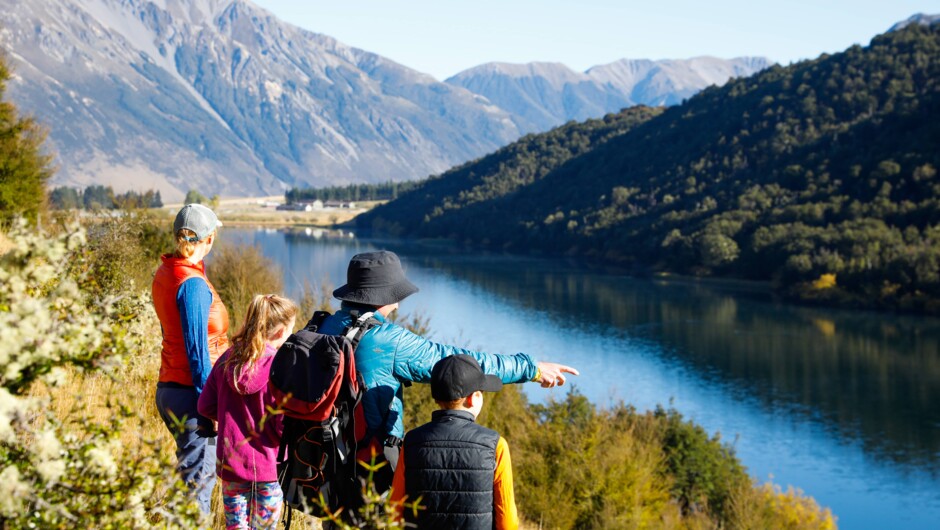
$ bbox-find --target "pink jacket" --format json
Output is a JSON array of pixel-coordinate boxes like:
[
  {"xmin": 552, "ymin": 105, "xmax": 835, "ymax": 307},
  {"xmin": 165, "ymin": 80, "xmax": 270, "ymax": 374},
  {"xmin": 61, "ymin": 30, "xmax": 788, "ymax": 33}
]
[{"xmin": 197, "ymin": 344, "xmax": 283, "ymax": 483}]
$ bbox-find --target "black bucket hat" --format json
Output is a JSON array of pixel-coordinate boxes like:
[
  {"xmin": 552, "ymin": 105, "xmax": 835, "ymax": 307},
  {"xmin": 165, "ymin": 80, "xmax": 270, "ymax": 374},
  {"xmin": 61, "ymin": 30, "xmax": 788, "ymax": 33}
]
[{"xmin": 332, "ymin": 250, "xmax": 419, "ymax": 306}]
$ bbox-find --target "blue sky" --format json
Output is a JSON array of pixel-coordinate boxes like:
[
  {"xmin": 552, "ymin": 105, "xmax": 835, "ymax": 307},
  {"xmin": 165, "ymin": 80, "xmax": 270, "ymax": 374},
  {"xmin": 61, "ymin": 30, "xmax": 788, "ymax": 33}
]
[{"xmin": 251, "ymin": 0, "xmax": 940, "ymax": 80}]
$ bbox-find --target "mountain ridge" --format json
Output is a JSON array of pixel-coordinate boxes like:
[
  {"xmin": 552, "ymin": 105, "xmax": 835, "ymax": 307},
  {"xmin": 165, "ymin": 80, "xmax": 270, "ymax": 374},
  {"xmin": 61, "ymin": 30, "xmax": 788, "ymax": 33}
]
[{"xmin": 446, "ymin": 56, "xmax": 772, "ymax": 133}]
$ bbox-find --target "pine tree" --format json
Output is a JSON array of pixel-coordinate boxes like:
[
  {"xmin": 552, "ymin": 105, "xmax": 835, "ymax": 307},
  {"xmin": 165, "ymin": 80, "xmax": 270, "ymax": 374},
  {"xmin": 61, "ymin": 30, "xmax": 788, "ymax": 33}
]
[{"xmin": 0, "ymin": 53, "xmax": 53, "ymax": 226}]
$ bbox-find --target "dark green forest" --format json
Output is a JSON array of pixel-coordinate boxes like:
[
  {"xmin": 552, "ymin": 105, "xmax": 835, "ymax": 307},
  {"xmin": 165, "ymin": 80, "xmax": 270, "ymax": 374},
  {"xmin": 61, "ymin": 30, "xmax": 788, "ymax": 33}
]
[
  {"xmin": 360, "ymin": 24, "xmax": 940, "ymax": 313},
  {"xmin": 48, "ymin": 185, "xmax": 163, "ymax": 210},
  {"xmin": 285, "ymin": 180, "xmax": 421, "ymax": 204}
]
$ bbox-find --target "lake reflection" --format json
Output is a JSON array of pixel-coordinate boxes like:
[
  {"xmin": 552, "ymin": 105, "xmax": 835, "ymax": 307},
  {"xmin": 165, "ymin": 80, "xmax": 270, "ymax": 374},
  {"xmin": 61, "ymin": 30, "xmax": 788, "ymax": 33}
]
[{"xmin": 223, "ymin": 227, "xmax": 940, "ymax": 530}]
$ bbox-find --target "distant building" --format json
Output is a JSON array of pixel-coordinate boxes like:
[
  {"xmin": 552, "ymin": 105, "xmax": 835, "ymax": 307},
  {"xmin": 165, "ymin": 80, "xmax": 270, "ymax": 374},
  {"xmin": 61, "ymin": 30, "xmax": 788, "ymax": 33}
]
[
  {"xmin": 276, "ymin": 199, "xmax": 323, "ymax": 211},
  {"xmin": 323, "ymin": 200, "xmax": 356, "ymax": 209}
]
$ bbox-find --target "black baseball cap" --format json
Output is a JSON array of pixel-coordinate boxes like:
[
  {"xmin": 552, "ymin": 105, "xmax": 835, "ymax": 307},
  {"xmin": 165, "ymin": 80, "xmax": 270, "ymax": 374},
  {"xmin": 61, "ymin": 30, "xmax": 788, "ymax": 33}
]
[{"xmin": 431, "ymin": 354, "xmax": 503, "ymax": 401}]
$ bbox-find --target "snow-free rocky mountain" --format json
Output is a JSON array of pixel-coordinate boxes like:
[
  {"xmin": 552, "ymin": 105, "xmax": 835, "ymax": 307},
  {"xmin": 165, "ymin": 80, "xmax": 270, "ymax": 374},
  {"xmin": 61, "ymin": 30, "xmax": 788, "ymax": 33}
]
[{"xmin": 1, "ymin": 0, "xmax": 769, "ymax": 199}]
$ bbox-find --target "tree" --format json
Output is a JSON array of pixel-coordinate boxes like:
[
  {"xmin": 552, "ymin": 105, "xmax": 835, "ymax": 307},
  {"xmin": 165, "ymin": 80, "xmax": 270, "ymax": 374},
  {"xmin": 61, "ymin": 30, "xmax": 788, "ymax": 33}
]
[
  {"xmin": 0, "ymin": 54, "xmax": 53, "ymax": 225},
  {"xmin": 83, "ymin": 184, "xmax": 114, "ymax": 210},
  {"xmin": 184, "ymin": 189, "xmax": 207, "ymax": 205},
  {"xmin": 698, "ymin": 232, "xmax": 740, "ymax": 268},
  {"xmin": 48, "ymin": 186, "xmax": 81, "ymax": 210},
  {"xmin": 149, "ymin": 190, "xmax": 163, "ymax": 208}
]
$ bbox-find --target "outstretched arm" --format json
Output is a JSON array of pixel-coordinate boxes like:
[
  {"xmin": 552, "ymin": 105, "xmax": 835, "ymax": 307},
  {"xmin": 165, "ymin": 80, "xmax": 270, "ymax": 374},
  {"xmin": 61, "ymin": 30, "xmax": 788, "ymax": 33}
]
[
  {"xmin": 390, "ymin": 324, "xmax": 579, "ymax": 387},
  {"xmin": 391, "ymin": 325, "xmax": 538, "ymax": 383}
]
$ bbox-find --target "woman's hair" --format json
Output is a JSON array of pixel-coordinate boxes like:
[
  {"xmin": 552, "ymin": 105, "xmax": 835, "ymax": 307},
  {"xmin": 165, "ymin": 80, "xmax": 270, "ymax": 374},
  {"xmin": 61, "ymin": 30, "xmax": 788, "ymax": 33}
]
[
  {"xmin": 225, "ymin": 294, "xmax": 298, "ymax": 386},
  {"xmin": 174, "ymin": 228, "xmax": 216, "ymax": 259}
]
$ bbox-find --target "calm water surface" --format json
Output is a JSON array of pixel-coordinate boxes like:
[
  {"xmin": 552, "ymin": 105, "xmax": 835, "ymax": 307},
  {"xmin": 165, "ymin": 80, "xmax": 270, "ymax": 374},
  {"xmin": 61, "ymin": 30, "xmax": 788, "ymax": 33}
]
[{"xmin": 225, "ymin": 227, "xmax": 940, "ymax": 529}]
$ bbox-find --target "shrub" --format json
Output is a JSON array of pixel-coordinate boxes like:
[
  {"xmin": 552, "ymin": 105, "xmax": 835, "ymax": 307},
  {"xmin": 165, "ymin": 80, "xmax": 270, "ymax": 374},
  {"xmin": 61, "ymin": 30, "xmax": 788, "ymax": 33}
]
[
  {"xmin": 406, "ymin": 380, "xmax": 834, "ymax": 529},
  {"xmin": 0, "ymin": 220, "xmax": 201, "ymax": 528},
  {"xmin": 208, "ymin": 242, "xmax": 284, "ymax": 332},
  {"xmin": 647, "ymin": 406, "xmax": 749, "ymax": 520},
  {"xmin": 70, "ymin": 210, "xmax": 174, "ymax": 295},
  {"xmin": 731, "ymin": 483, "xmax": 837, "ymax": 530}
]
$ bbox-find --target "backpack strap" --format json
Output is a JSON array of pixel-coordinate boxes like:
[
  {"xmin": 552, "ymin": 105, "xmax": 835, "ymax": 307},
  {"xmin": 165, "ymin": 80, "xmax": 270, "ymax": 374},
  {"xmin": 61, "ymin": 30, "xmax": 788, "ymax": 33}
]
[
  {"xmin": 342, "ymin": 310, "xmax": 380, "ymax": 350},
  {"xmin": 304, "ymin": 310, "xmax": 331, "ymax": 332}
]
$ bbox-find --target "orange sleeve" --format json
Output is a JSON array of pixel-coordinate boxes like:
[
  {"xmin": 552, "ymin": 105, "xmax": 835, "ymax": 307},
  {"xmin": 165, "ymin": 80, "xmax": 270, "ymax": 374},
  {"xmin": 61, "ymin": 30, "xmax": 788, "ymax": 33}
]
[
  {"xmin": 390, "ymin": 447, "xmax": 407, "ymax": 521},
  {"xmin": 494, "ymin": 436, "xmax": 519, "ymax": 530}
]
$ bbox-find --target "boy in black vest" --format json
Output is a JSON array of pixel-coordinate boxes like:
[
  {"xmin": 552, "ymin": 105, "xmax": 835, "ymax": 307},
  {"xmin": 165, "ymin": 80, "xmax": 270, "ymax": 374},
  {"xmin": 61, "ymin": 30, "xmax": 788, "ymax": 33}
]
[{"xmin": 391, "ymin": 354, "xmax": 519, "ymax": 530}]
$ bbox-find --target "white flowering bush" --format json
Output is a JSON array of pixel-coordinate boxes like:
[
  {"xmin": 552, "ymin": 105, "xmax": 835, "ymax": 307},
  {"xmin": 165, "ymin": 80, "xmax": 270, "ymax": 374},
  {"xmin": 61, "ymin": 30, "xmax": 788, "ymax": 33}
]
[{"xmin": 0, "ymin": 220, "xmax": 202, "ymax": 528}]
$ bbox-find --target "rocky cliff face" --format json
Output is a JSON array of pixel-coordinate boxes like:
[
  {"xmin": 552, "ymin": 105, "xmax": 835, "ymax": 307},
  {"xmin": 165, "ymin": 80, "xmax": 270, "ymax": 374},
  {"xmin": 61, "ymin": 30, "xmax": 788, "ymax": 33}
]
[
  {"xmin": 0, "ymin": 0, "xmax": 520, "ymax": 199},
  {"xmin": 446, "ymin": 57, "xmax": 771, "ymax": 133}
]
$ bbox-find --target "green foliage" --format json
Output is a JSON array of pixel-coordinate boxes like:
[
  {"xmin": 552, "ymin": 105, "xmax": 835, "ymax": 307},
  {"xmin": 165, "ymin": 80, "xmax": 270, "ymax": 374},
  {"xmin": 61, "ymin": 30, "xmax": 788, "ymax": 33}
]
[
  {"xmin": 0, "ymin": 55, "xmax": 53, "ymax": 226},
  {"xmin": 83, "ymin": 184, "xmax": 114, "ymax": 211},
  {"xmin": 650, "ymin": 406, "xmax": 748, "ymax": 519},
  {"xmin": 74, "ymin": 211, "xmax": 174, "ymax": 295},
  {"xmin": 114, "ymin": 189, "xmax": 163, "ymax": 209},
  {"xmin": 361, "ymin": 106, "xmax": 663, "ymax": 239},
  {"xmin": 0, "ymin": 220, "xmax": 201, "ymax": 528},
  {"xmin": 362, "ymin": 24, "xmax": 940, "ymax": 313},
  {"xmin": 402, "ymin": 383, "xmax": 809, "ymax": 529},
  {"xmin": 184, "ymin": 189, "xmax": 207, "ymax": 205},
  {"xmin": 286, "ymin": 180, "xmax": 421, "ymax": 204},
  {"xmin": 49, "ymin": 185, "xmax": 164, "ymax": 210},
  {"xmin": 48, "ymin": 187, "xmax": 81, "ymax": 210}
]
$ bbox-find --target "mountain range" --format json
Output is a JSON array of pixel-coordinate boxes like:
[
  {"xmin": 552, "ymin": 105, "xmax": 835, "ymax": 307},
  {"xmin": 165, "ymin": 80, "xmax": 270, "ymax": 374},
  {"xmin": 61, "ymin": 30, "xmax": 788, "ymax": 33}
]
[
  {"xmin": 445, "ymin": 57, "xmax": 770, "ymax": 134},
  {"xmin": 0, "ymin": 0, "xmax": 768, "ymax": 200}
]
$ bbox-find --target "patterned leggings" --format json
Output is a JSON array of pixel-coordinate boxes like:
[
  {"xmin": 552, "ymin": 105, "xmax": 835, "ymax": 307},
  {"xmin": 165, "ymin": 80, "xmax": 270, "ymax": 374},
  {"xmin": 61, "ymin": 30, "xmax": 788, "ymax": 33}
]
[{"xmin": 221, "ymin": 480, "xmax": 283, "ymax": 530}]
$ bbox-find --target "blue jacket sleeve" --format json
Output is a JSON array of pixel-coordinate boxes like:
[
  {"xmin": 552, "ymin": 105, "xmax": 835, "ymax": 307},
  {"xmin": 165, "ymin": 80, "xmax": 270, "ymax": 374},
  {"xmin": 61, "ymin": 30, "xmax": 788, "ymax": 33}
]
[
  {"xmin": 389, "ymin": 325, "xmax": 538, "ymax": 384},
  {"xmin": 197, "ymin": 362, "xmax": 220, "ymax": 421},
  {"xmin": 177, "ymin": 277, "xmax": 213, "ymax": 394}
]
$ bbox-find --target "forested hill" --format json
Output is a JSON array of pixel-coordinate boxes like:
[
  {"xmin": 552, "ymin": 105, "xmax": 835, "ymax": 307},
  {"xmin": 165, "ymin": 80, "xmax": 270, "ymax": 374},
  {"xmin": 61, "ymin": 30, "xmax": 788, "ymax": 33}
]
[
  {"xmin": 359, "ymin": 23, "xmax": 940, "ymax": 313},
  {"xmin": 362, "ymin": 105, "xmax": 663, "ymax": 235}
]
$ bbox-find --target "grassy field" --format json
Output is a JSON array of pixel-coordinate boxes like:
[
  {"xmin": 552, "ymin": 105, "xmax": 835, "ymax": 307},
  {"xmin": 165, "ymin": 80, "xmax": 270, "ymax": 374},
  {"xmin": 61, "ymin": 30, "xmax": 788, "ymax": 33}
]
[{"xmin": 158, "ymin": 196, "xmax": 382, "ymax": 227}]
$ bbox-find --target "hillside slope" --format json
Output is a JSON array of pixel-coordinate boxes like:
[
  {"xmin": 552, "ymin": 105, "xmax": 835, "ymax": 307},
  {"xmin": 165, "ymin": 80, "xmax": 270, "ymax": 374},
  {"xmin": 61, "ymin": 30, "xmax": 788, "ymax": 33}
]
[
  {"xmin": 361, "ymin": 23, "xmax": 940, "ymax": 312},
  {"xmin": 363, "ymin": 105, "xmax": 664, "ymax": 237}
]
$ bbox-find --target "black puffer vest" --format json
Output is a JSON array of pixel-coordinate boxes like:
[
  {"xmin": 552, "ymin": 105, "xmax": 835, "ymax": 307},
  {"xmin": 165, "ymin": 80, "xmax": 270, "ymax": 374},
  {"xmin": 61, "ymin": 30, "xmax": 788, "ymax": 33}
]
[{"xmin": 403, "ymin": 409, "xmax": 499, "ymax": 530}]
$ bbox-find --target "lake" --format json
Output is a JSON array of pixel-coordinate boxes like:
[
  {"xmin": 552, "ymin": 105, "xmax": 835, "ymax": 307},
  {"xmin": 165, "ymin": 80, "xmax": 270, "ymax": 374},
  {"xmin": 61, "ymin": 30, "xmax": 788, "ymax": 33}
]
[{"xmin": 225, "ymin": 226, "xmax": 940, "ymax": 529}]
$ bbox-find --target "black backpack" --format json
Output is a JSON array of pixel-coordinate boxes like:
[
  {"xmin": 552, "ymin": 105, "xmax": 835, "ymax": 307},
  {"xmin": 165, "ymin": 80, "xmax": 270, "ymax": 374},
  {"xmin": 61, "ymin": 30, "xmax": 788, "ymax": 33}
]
[{"xmin": 269, "ymin": 310, "xmax": 379, "ymax": 525}]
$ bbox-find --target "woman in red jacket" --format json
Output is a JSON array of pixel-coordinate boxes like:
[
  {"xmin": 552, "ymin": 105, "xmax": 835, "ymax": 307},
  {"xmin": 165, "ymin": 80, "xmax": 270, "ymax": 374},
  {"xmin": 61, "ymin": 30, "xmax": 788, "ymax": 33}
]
[{"xmin": 151, "ymin": 203, "xmax": 229, "ymax": 516}]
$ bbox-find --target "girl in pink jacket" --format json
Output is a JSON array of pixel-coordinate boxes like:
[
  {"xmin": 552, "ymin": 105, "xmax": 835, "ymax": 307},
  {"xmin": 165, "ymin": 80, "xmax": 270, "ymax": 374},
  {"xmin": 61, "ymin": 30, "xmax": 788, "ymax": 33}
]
[{"xmin": 198, "ymin": 294, "xmax": 298, "ymax": 529}]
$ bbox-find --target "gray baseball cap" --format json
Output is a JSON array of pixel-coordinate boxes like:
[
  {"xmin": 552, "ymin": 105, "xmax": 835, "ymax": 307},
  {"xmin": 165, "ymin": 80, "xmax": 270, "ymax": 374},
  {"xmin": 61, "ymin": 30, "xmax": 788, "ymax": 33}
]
[{"xmin": 174, "ymin": 203, "xmax": 222, "ymax": 241}]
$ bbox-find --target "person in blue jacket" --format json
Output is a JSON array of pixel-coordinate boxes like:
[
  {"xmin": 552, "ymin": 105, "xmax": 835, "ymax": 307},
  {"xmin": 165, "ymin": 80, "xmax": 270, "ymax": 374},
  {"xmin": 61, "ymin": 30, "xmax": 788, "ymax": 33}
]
[{"xmin": 318, "ymin": 250, "xmax": 579, "ymax": 491}]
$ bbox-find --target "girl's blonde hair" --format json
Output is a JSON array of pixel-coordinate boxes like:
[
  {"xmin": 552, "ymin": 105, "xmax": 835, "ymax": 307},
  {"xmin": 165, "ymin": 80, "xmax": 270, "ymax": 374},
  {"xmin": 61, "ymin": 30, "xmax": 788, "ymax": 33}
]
[
  {"xmin": 226, "ymin": 294, "xmax": 298, "ymax": 386},
  {"xmin": 174, "ymin": 228, "xmax": 216, "ymax": 259}
]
